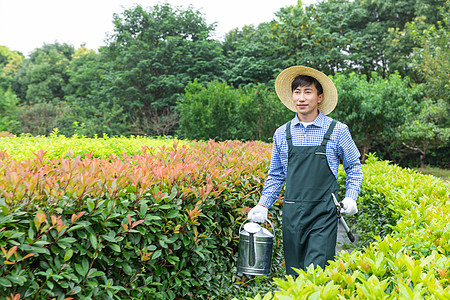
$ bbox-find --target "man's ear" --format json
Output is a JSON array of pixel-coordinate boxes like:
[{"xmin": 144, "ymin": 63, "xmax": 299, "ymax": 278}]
[{"xmin": 318, "ymin": 93, "xmax": 324, "ymax": 104}]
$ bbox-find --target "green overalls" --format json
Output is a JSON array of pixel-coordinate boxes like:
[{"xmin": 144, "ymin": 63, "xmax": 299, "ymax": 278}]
[{"xmin": 282, "ymin": 119, "xmax": 338, "ymax": 275}]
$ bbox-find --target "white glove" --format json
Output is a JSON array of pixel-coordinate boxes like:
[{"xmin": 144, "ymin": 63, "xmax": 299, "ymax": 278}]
[
  {"xmin": 341, "ymin": 197, "xmax": 358, "ymax": 215},
  {"xmin": 247, "ymin": 205, "xmax": 268, "ymax": 223}
]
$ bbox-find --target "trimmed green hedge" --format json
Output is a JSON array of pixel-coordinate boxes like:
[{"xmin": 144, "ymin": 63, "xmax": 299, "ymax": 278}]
[
  {"xmin": 247, "ymin": 154, "xmax": 450, "ymax": 299},
  {"xmin": 0, "ymin": 133, "xmax": 189, "ymax": 161},
  {"xmin": 1, "ymin": 140, "xmax": 448, "ymax": 299}
]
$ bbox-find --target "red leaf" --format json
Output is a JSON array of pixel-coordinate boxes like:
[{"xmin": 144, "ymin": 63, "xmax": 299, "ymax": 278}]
[{"xmin": 131, "ymin": 220, "xmax": 144, "ymax": 228}]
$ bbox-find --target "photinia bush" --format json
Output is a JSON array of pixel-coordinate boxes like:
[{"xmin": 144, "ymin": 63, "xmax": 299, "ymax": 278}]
[{"xmin": 0, "ymin": 140, "xmax": 279, "ymax": 299}]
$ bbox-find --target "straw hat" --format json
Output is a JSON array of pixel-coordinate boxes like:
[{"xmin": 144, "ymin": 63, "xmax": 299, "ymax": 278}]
[{"xmin": 275, "ymin": 66, "xmax": 338, "ymax": 115}]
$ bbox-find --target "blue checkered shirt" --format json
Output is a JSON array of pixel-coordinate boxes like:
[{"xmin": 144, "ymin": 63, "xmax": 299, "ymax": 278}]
[{"xmin": 259, "ymin": 112, "xmax": 363, "ymax": 209}]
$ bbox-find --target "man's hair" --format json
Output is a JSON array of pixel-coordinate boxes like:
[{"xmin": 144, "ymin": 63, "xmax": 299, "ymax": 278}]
[{"xmin": 291, "ymin": 75, "xmax": 323, "ymax": 95}]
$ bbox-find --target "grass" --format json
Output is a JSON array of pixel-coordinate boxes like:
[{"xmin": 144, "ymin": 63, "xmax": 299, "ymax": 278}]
[{"xmin": 413, "ymin": 165, "xmax": 450, "ymax": 182}]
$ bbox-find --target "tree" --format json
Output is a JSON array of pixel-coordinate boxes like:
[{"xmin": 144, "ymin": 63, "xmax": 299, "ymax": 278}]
[
  {"xmin": 395, "ymin": 3, "xmax": 450, "ymax": 168},
  {"xmin": 0, "ymin": 46, "xmax": 23, "ymax": 90},
  {"xmin": 61, "ymin": 46, "xmax": 129, "ymax": 137},
  {"xmin": 12, "ymin": 42, "xmax": 74, "ymax": 104},
  {"xmin": 222, "ymin": 23, "xmax": 280, "ymax": 87},
  {"xmin": 100, "ymin": 3, "xmax": 225, "ymax": 135},
  {"xmin": 222, "ymin": 0, "xmax": 354, "ymax": 86},
  {"xmin": 223, "ymin": 0, "xmax": 447, "ymax": 85},
  {"xmin": 236, "ymin": 83, "xmax": 292, "ymax": 141},
  {"xmin": 177, "ymin": 80, "xmax": 241, "ymax": 141},
  {"xmin": 396, "ymin": 100, "xmax": 450, "ymax": 168},
  {"xmin": 331, "ymin": 72, "xmax": 424, "ymax": 162},
  {"xmin": 0, "ymin": 87, "xmax": 20, "ymax": 133},
  {"xmin": 409, "ymin": 3, "xmax": 450, "ymax": 104},
  {"xmin": 280, "ymin": 0, "xmax": 355, "ymax": 74},
  {"xmin": 350, "ymin": 0, "xmax": 448, "ymax": 78}
]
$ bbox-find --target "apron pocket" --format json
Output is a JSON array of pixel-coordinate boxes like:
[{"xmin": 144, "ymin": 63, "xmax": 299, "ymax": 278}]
[{"xmin": 282, "ymin": 199, "xmax": 304, "ymax": 232}]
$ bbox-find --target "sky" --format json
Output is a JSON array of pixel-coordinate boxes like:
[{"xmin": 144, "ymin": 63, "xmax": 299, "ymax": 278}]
[{"xmin": 0, "ymin": 0, "xmax": 316, "ymax": 57}]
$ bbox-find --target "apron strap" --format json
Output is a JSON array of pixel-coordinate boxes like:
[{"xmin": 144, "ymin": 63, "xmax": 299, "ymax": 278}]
[
  {"xmin": 321, "ymin": 120, "xmax": 337, "ymax": 146},
  {"xmin": 285, "ymin": 121, "xmax": 293, "ymax": 147}
]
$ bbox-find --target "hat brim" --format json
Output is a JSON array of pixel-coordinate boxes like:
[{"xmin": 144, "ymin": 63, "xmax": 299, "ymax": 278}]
[{"xmin": 275, "ymin": 66, "xmax": 338, "ymax": 115}]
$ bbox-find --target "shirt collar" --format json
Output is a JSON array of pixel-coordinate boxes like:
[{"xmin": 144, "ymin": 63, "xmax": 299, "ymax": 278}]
[{"xmin": 292, "ymin": 111, "xmax": 326, "ymax": 128}]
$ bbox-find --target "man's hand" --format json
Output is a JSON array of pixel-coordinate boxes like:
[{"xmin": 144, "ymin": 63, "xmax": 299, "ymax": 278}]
[
  {"xmin": 247, "ymin": 205, "xmax": 268, "ymax": 223},
  {"xmin": 341, "ymin": 197, "xmax": 358, "ymax": 215}
]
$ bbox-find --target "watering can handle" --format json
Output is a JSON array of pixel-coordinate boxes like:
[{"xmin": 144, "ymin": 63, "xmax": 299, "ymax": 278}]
[{"xmin": 239, "ymin": 218, "xmax": 275, "ymax": 239}]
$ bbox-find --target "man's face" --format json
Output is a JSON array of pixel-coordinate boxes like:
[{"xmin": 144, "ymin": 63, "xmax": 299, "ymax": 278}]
[{"xmin": 292, "ymin": 84, "xmax": 324, "ymax": 121}]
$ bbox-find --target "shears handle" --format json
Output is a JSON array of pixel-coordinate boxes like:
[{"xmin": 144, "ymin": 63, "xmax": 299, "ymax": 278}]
[{"xmin": 332, "ymin": 194, "xmax": 355, "ymax": 243}]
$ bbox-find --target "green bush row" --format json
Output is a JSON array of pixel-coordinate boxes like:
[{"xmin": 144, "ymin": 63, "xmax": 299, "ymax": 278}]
[
  {"xmin": 0, "ymin": 133, "xmax": 188, "ymax": 161},
  {"xmin": 176, "ymin": 80, "xmax": 291, "ymax": 142},
  {"xmin": 247, "ymin": 154, "xmax": 450, "ymax": 299}
]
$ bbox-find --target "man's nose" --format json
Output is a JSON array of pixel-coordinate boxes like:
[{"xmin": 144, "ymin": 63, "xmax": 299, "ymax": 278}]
[{"xmin": 296, "ymin": 93, "xmax": 306, "ymax": 101}]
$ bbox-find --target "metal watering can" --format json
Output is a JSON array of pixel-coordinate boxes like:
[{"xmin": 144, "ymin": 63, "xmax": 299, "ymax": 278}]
[{"xmin": 237, "ymin": 219, "xmax": 275, "ymax": 276}]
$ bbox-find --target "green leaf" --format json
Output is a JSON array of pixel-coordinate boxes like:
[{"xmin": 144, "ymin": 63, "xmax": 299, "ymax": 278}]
[
  {"xmin": 101, "ymin": 235, "xmax": 117, "ymax": 243},
  {"xmin": 58, "ymin": 237, "xmax": 77, "ymax": 244},
  {"xmin": 152, "ymin": 249, "xmax": 162, "ymax": 260},
  {"xmin": 28, "ymin": 225, "xmax": 35, "ymax": 240},
  {"xmin": 263, "ymin": 292, "xmax": 273, "ymax": 300},
  {"xmin": 33, "ymin": 240, "xmax": 51, "ymax": 247},
  {"xmin": 167, "ymin": 255, "xmax": 180, "ymax": 264},
  {"xmin": 166, "ymin": 235, "xmax": 178, "ymax": 244},
  {"xmin": 47, "ymin": 281, "xmax": 54, "ymax": 290},
  {"xmin": 145, "ymin": 215, "xmax": 162, "ymax": 221},
  {"xmin": 75, "ymin": 263, "xmax": 87, "ymax": 276},
  {"xmin": 0, "ymin": 205, "xmax": 8, "ymax": 215},
  {"xmin": 87, "ymin": 198, "xmax": 95, "ymax": 212},
  {"xmin": 140, "ymin": 202, "xmax": 148, "ymax": 217},
  {"xmin": 167, "ymin": 210, "xmax": 179, "ymax": 218},
  {"xmin": 64, "ymin": 249, "xmax": 74, "ymax": 261},
  {"xmin": 109, "ymin": 244, "xmax": 121, "ymax": 252},
  {"xmin": 82, "ymin": 258, "xmax": 89, "ymax": 274},
  {"xmin": 69, "ymin": 286, "xmax": 82, "ymax": 295},
  {"xmin": 67, "ymin": 224, "xmax": 85, "ymax": 232},
  {"xmin": 9, "ymin": 232, "xmax": 25, "ymax": 239},
  {"xmin": 90, "ymin": 233, "xmax": 98, "ymax": 249},
  {"xmin": 89, "ymin": 270, "xmax": 105, "ymax": 277},
  {"xmin": 7, "ymin": 274, "xmax": 26, "ymax": 285},
  {"xmin": 0, "ymin": 277, "xmax": 12, "ymax": 287},
  {"xmin": 20, "ymin": 244, "xmax": 49, "ymax": 254}
]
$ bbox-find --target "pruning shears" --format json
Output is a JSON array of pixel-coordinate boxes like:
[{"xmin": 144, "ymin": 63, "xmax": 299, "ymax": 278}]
[{"xmin": 332, "ymin": 193, "xmax": 355, "ymax": 243}]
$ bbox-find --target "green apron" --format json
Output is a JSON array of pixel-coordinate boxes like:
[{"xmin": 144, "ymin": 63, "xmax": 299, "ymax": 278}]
[{"xmin": 282, "ymin": 119, "xmax": 338, "ymax": 275}]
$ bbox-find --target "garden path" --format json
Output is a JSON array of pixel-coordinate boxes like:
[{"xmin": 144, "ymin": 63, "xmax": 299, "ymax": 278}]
[{"xmin": 336, "ymin": 222, "xmax": 358, "ymax": 254}]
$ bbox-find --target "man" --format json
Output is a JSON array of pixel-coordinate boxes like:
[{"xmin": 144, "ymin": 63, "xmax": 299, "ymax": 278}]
[{"xmin": 247, "ymin": 66, "xmax": 363, "ymax": 275}]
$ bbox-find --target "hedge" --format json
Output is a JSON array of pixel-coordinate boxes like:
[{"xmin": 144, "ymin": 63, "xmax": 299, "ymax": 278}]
[
  {"xmin": 247, "ymin": 154, "xmax": 450, "ymax": 299},
  {"xmin": 1, "ymin": 139, "xmax": 449, "ymax": 299},
  {"xmin": 0, "ymin": 133, "xmax": 189, "ymax": 161},
  {"xmin": 0, "ymin": 140, "xmax": 274, "ymax": 299}
]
